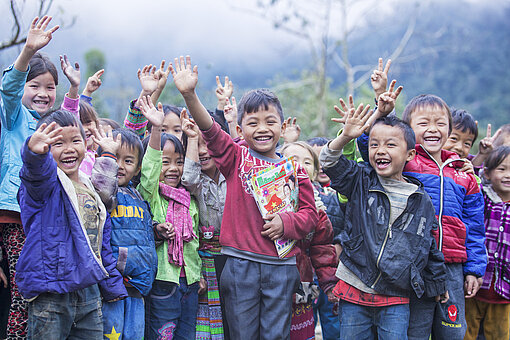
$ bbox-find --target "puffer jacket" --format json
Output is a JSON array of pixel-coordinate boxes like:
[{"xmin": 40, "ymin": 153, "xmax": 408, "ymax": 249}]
[
  {"xmin": 321, "ymin": 150, "xmax": 447, "ymax": 299},
  {"xmin": 16, "ymin": 140, "xmax": 127, "ymax": 300},
  {"xmin": 296, "ymin": 209, "xmax": 338, "ymax": 293},
  {"xmin": 357, "ymin": 135, "xmax": 487, "ymax": 278},
  {"xmin": 315, "ymin": 185, "xmax": 346, "ymax": 238}
]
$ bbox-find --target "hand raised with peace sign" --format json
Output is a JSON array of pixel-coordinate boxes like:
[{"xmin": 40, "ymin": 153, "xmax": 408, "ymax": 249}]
[{"xmin": 371, "ymin": 58, "xmax": 391, "ymax": 100}]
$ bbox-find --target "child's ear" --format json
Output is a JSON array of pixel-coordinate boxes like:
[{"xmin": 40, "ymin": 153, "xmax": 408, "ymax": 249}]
[
  {"xmin": 406, "ymin": 149, "xmax": 416, "ymax": 162},
  {"xmin": 134, "ymin": 165, "xmax": 141, "ymax": 177},
  {"xmin": 483, "ymin": 168, "xmax": 490, "ymax": 182},
  {"xmin": 281, "ymin": 120, "xmax": 287, "ymax": 133},
  {"xmin": 236, "ymin": 125, "xmax": 243, "ymax": 139}
]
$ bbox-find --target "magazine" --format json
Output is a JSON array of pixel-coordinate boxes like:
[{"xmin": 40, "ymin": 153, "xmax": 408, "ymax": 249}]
[{"xmin": 247, "ymin": 157, "xmax": 299, "ymax": 258}]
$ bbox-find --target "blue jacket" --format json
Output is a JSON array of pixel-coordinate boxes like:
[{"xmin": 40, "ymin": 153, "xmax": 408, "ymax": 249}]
[
  {"xmin": 16, "ymin": 140, "xmax": 128, "ymax": 300},
  {"xmin": 109, "ymin": 185, "xmax": 158, "ymax": 296},
  {"xmin": 0, "ymin": 65, "xmax": 40, "ymax": 212}
]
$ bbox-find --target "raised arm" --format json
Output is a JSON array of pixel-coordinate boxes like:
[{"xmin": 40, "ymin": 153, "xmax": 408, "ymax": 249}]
[
  {"xmin": 59, "ymin": 54, "xmax": 81, "ymax": 118},
  {"xmin": 215, "ymin": 75, "xmax": 234, "ymax": 111},
  {"xmin": 370, "ymin": 58, "xmax": 391, "ymax": 101},
  {"xmin": 82, "ymin": 69, "xmax": 104, "ymax": 98},
  {"xmin": 151, "ymin": 60, "xmax": 171, "ymax": 105},
  {"xmin": 170, "ymin": 56, "xmax": 212, "ymax": 130}
]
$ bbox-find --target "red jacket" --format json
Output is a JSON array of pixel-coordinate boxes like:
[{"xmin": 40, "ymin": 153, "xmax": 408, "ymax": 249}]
[
  {"xmin": 296, "ymin": 209, "xmax": 338, "ymax": 292},
  {"xmin": 202, "ymin": 122, "xmax": 318, "ymax": 259}
]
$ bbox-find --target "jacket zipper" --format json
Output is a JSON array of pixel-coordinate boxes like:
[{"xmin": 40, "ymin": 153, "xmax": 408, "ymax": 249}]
[{"xmin": 369, "ymin": 189, "xmax": 391, "ymax": 288}]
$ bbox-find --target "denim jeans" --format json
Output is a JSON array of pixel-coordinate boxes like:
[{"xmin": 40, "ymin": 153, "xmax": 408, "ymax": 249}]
[
  {"xmin": 145, "ymin": 278, "xmax": 199, "ymax": 340},
  {"xmin": 27, "ymin": 284, "xmax": 103, "ymax": 340},
  {"xmin": 102, "ymin": 295, "xmax": 144, "ymax": 340},
  {"xmin": 313, "ymin": 280, "xmax": 340, "ymax": 340},
  {"xmin": 338, "ymin": 300, "xmax": 410, "ymax": 340}
]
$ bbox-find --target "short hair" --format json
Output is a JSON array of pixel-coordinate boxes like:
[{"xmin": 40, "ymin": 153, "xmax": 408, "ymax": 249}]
[
  {"xmin": 279, "ymin": 141, "xmax": 320, "ymax": 175},
  {"xmin": 37, "ymin": 109, "xmax": 85, "ymax": 140},
  {"xmin": 112, "ymin": 128, "xmax": 144, "ymax": 168},
  {"xmin": 371, "ymin": 115, "xmax": 416, "ymax": 151},
  {"xmin": 494, "ymin": 124, "xmax": 510, "ymax": 147},
  {"xmin": 27, "ymin": 52, "xmax": 58, "ymax": 85},
  {"xmin": 142, "ymin": 132, "xmax": 185, "ymax": 158},
  {"xmin": 79, "ymin": 100, "xmax": 99, "ymax": 125},
  {"xmin": 485, "ymin": 146, "xmax": 510, "ymax": 173},
  {"xmin": 450, "ymin": 108, "xmax": 478, "ymax": 141},
  {"xmin": 99, "ymin": 118, "xmax": 121, "ymax": 130},
  {"xmin": 402, "ymin": 94, "xmax": 452, "ymax": 134},
  {"xmin": 306, "ymin": 137, "xmax": 328, "ymax": 147},
  {"xmin": 237, "ymin": 89, "xmax": 284, "ymax": 126}
]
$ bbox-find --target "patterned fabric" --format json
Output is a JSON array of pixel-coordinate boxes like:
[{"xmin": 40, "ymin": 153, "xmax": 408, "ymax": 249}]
[
  {"xmin": 479, "ymin": 184, "xmax": 510, "ymax": 300},
  {"xmin": 196, "ymin": 251, "xmax": 224, "ymax": 340},
  {"xmin": 333, "ymin": 280, "xmax": 409, "ymax": 307},
  {"xmin": 1, "ymin": 223, "xmax": 27, "ymax": 339},
  {"xmin": 123, "ymin": 100, "xmax": 148, "ymax": 139},
  {"xmin": 290, "ymin": 303, "xmax": 315, "ymax": 340},
  {"xmin": 72, "ymin": 181, "xmax": 101, "ymax": 258},
  {"xmin": 159, "ymin": 183, "xmax": 196, "ymax": 266}
]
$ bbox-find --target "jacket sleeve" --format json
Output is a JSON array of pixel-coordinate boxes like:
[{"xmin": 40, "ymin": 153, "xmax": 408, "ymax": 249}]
[
  {"xmin": 0, "ymin": 65, "xmax": 28, "ymax": 130},
  {"xmin": 211, "ymin": 108, "xmax": 230, "ymax": 134},
  {"xmin": 356, "ymin": 133, "xmax": 370, "ymax": 163},
  {"xmin": 137, "ymin": 146, "xmax": 163, "ymax": 216},
  {"xmin": 98, "ymin": 214, "xmax": 128, "ymax": 301},
  {"xmin": 201, "ymin": 121, "xmax": 240, "ymax": 179},
  {"xmin": 280, "ymin": 166, "xmax": 319, "ymax": 240},
  {"xmin": 422, "ymin": 215, "xmax": 448, "ymax": 298},
  {"xmin": 123, "ymin": 99, "xmax": 148, "ymax": 139},
  {"xmin": 181, "ymin": 158, "xmax": 202, "ymax": 196},
  {"xmin": 310, "ymin": 210, "xmax": 338, "ymax": 292},
  {"xmin": 60, "ymin": 94, "xmax": 80, "ymax": 119},
  {"xmin": 19, "ymin": 138, "xmax": 59, "ymax": 202},
  {"xmin": 462, "ymin": 181, "xmax": 487, "ymax": 277},
  {"xmin": 91, "ymin": 156, "xmax": 119, "ymax": 212}
]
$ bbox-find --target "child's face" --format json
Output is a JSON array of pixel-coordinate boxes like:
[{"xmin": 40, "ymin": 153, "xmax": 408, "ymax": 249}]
[
  {"xmin": 369, "ymin": 124, "xmax": 415, "ymax": 182},
  {"xmin": 443, "ymin": 128, "xmax": 475, "ymax": 159},
  {"xmin": 160, "ymin": 141, "xmax": 184, "ymax": 188},
  {"xmin": 22, "ymin": 72, "xmax": 56, "ymax": 114},
  {"xmin": 197, "ymin": 134, "xmax": 216, "ymax": 174},
  {"xmin": 311, "ymin": 144, "xmax": 330, "ymax": 185},
  {"xmin": 50, "ymin": 125, "xmax": 86, "ymax": 182},
  {"xmin": 283, "ymin": 144, "xmax": 317, "ymax": 181},
  {"xmin": 162, "ymin": 114, "xmax": 183, "ymax": 141},
  {"xmin": 409, "ymin": 105, "xmax": 449, "ymax": 161},
  {"xmin": 237, "ymin": 105, "xmax": 282, "ymax": 159},
  {"xmin": 486, "ymin": 155, "xmax": 510, "ymax": 201},
  {"xmin": 82, "ymin": 121, "xmax": 98, "ymax": 150},
  {"xmin": 117, "ymin": 144, "xmax": 140, "ymax": 187}
]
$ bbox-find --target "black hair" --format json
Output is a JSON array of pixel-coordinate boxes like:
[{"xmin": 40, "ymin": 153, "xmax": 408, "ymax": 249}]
[
  {"xmin": 485, "ymin": 146, "xmax": 510, "ymax": 173},
  {"xmin": 99, "ymin": 118, "xmax": 121, "ymax": 130},
  {"xmin": 402, "ymin": 94, "xmax": 452, "ymax": 134},
  {"xmin": 450, "ymin": 108, "xmax": 478, "ymax": 141},
  {"xmin": 494, "ymin": 124, "xmax": 510, "ymax": 147},
  {"xmin": 78, "ymin": 100, "xmax": 99, "ymax": 125},
  {"xmin": 37, "ymin": 109, "xmax": 85, "ymax": 140},
  {"xmin": 145, "ymin": 104, "xmax": 183, "ymax": 137},
  {"xmin": 237, "ymin": 88, "xmax": 284, "ymax": 126},
  {"xmin": 97, "ymin": 128, "xmax": 143, "ymax": 168},
  {"xmin": 371, "ymin": 115, "xmax": 416, "ymax": 151},
  {"xmin": 306, "ymin": 137, "xmax": 328, "ymax": 147},
  {"xmin": 142, "ymin": 133, "xmax": 185, "ymax": 158},
  {"xmin": 27, "ymin": 52, "xmax": 58, "ymax": 85}
]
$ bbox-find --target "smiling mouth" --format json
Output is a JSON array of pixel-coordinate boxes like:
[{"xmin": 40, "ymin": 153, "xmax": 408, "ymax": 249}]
[
  {"xmin": 424, "ymin": 137, "xmax": 441, "ymax": 144},
  {"xmin": 199, "ymin": 156, "xmax": 211, "ymax": 163},
  {"xmin": 375, "ymin": 159, "xmax": 391, "ymax": 169},
  {"xmin": 254, "ymin": 136, "xmax": 272, "ymax": 143},
  {"xmin": 60, "ymin": 158, "xmax": 77, "ymax": 168}
]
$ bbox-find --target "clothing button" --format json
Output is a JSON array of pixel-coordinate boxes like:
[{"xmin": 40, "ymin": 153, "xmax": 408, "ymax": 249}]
[
  {"xmin": 413, "ymin": 282, "xmax": 419, "ymax": 287},
  {"xmin": 495, "ymin": 252, "xmax": 499, "ymax": 258},
  {"xmin": 500, "ymin": 226, "xmax": 504, "ymax": 232}
]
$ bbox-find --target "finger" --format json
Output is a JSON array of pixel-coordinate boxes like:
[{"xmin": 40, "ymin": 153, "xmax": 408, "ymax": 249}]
[
  {"xmin": 74, "ymin": 62, "xmax": 79, "ymax": 71},
  {"xmin": 215, "ymin": 75, "xmax": 221, "ymax": 87},
  {"xmin": 331, "ymin": 118, "xmax": 346, "ymax": 123},
  {"xmin": 157, "ymin": 102, "xmax": 163, "ymax": 112},
  {"xmin": 48, "ymin": 25, "xmax": 60, "ymax": 34},
  {"xmin": 193, "ymin": 65, "xmax": 198, "ymax": 75},
  {"xmin": 41, "ymin": 16, "xmax": 51, "ymax": 30},
  {"xmin": 173, "ymin": 57, "xmax": 180, "ymax": 72},
  {"xmin": 231, "ymin": 96, "xmax": 237, "ymax": 110},
  {"xmin": 466, "ymin": 279, "xmax": 474, "ymax": 296},
  {"xmin": 487, "ymin": 124, "xmax": 491, "ymax": 138},
  {"xmin": 285, "ymin": 117, "xmax": 291, "ymax": 126},
  {"xmin": 292, "ymin": 117, "xmax": 297, "ymax": 126},
  {"xmin": 95, "ymin": 69, "xmax": 104, "ymax": 79},
  {"xmin": 180, "ymin": 56, "xmax": 185, "ymax": 70},
  {"xmin": 338, "ymin": 98, "xmax": 348, "ymax": 112},
  {"xmin": 394, "ymin": 86, "xmax": 403, "ymax": 99},
  {"xmin": 378, "ymin": 58, "xmax": 383, "ymax": 72},
  {"xmin": 159, "ymin": 59, "xmax": 165, "ymax": 71},
  {"xmin": 169, "ymin": 62, "xmax": 176, "ymax": 77},
  {"xmin": 388, "ymin": 79, "xmax": 396, "ymax": 93},
  {"xmin": 137, "ymin": 68, "xmax": 141, "ymax": 79},
  {"xmin": 186, "ymin": 55, "xmax": 192, "ymax": 69},
  {"xmin": 31, "ymin": 17, "xmax": 39, "ymax": 29},
  {"xmin": 353, "ymin": 103, "xmax": 365, "ymax": 118},
  {"xmin": 150, "ymin": 65, "xmax": 156, "ymax": 75},
  {"xmin": 181, "ymin": 108, "xmax": 188, "ymax": 120},
  {"xmin": 59, "ymin": 55, "xmax": 65, "ymax": 69},
  {"xmin": 383, "ymin": 59, "xmax": 392, "ymax": 75},
  {"xmin": 225, "ymin": 76, "xmax": 229, "ymax": 88},
  {"xmin": 491, "ymin": 128, "xmax": 502, "ymax": 142},
  {"xmin": 348, "ymin": 95, "xmax": 354, "ymax": 109}
]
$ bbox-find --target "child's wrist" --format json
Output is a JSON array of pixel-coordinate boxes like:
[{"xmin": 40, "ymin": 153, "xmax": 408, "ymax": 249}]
[{"xmin": 100, "ymin": 151, "xmax": 117, "ymax": 161}]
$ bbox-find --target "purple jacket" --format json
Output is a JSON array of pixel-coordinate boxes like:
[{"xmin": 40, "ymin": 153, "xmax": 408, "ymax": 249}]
[
  {"xmin": 16, "ymin": 139, "xmax": 127, "ymax": 300},
  {"xmin": 480, "ymin": 184, "xmax": 510, "ymax": 299}
]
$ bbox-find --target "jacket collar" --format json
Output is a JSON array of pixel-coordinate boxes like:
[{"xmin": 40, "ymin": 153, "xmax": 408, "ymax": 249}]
[{"xmin": 482, "ymin": 183, "xmax": 505, "ymax": 204}]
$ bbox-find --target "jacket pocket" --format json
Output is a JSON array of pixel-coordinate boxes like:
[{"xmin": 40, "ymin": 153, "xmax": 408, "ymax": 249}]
[
  {"xmin": 150, "ymin": 281, "xmax": 177, "ymax": 300},
  {"xmin": 410, "ymin": 263, "xmax": 425, "ymax": 298},
  {"xmin": 57, "ymin": 242, "xmax": 66, "ymax": 280},
  {"xmin": 343, "ymin": 234, "xmax": 363, "ymax": 251},
  {"xmin": 28, "ymin": 120, "xmax": 37, "ymax": 131}
]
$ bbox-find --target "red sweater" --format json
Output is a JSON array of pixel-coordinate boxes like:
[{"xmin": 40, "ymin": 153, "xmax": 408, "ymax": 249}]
[{"xmin": 202, "ymin": 122, "xmax": 318, "ymax": 260}]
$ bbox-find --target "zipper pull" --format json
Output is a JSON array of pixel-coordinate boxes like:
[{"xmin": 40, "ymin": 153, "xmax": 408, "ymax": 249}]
[{"xmin": 389, "ymin": 226, "xmax": 392, "ymax": 239}]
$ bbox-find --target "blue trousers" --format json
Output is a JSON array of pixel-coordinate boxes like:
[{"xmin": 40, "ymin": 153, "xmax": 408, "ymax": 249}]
[
  {"xmin": 219, "ymin": 256, "xmax": 300, "ymax": 340},
  {"xmin": 102, "ymin": 295, "xmax": 144, "ymax": 340},
  {"xmin": 27, "ymin": 284, "xmax": 103, "ymax": 340},
  {"xmin": 145, "ymin": 278, "xmax": 199, "ymax": 340},
  {"xmin": 338, "ymin": 300, "xmax": 410, "ymax": 340},
  {"xmin": 312, "ymin": 281, "xmax": 340, "ymax": 340}
]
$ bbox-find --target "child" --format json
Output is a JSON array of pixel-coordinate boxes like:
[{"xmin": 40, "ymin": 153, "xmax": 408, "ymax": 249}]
[
  {"xmin": 180, "ymin": 111, "xmax": 228, "ymax": 339},
  {"xmin": 280, "ymin": 141, "xmax": 338, "ymax": 340},
  {"xmin": 170, "ymin": 55, "xmax": 318, "ymax": 339},
  {"xmin": 16, "ymin": 110, "xmax": 127, "ymax": 338},
  {"xmin": 136, "ymin": 96, "xmax": 201, "ymax": 339},
  {"xmin": 0, "ymin": 16, "xmax": 59, "ymax": 338},
  {"xmin": 320, "ymin": 104, "xmax": 448, "ymax": 339},
  {"xmin": 443, "ymin": 108, "xmax": 478, "ymax": 160},
  {"xmin": 465, "ymin": 146, "xmax": 510, "ymax": 340},
  {"xmin": 90, "ymin": 127, "xmax": 158, "ymax": 339},
  {"xmin": 472, "ymin": 123, "xmax": 510, "ymax": 169}
]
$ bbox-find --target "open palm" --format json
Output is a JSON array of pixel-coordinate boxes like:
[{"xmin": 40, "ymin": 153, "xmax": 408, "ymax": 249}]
[
  {"xmin": 170, "ymin": 56, "xmax": 198, "ymax": 94},
  {"xmin": 25, "ymin": 16, "xmax": 59, "ymax": 52}
]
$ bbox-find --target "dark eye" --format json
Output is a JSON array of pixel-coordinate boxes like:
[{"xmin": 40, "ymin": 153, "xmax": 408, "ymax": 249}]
[
  {"xmin": 177, "ymin": 160, "xmax": 184, "ymax": 166},
  {"xmin": 125, "ymin": 159, "xmax": 133, "ymax": 165},
  {"xmin": 53, "ymin": 141, "xmax": 62, "ymax": 147},
  {"xmin": 162, "ymin": 160, "xmax": 169, "ymax": 165},
  {"xmin": 449, "ymin": 137, "xmax": 457, "ymax": 142},
  {"xmin": 388, "ymin": 143, "xmax": 396, "ymax": 147}
]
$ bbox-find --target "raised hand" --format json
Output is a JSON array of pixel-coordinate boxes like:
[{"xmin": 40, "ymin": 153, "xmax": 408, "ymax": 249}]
[
  {"xmin": 170, "ymin": 56, "xmax": 198, "ymax": 95},
  {"xmin": 371, "ymin": 58, "xmax": 391, "ymax": 99},
  {"xmin": 60, "ymin": 55, "xmax": 80, "ymax": 98},
  {"xmin": 215, "ymin": 75, "xmax": 234, "ymax": 110},
  {"xmin": 224, "ymin": 97, "xmax": 238, "ymax": 125},
  {"xmin": 332, "ymin": 95, "xmax": 356, "ymax": 125},
  {"xmin": 139, "ymin": 95, "xmax": 164, "ymax": 127},
  {"xmin": 24, "ymin": 16, "xmax": 60, "ymax": 53},
  {"xmin": 479, "ymin": 124, "xmax": 501, "ymax": 155},
  {"xmin": 28, "ymin": 122, "xmax": 63, "ymax": 154},
  {"xmin": 138, "ymin": 64, "xmax": 159, "ymax": 95},
  {"xmin": 154, "ymin": 60, "xmax": 171, "ymax": 93},
  {"xmin": 180, "ymin": 108, "xmax": 200, "ymax": 139},
  {"xmin": 376, "ymin": 80, "xmax": 403, "ymax": 116},
  {"xmin": 92, "ymin": 125, "xmax": 121, "ymax": 155},
  {"xmin": 338, "ymin": 96, "xmax": 372, "ymax": 140},
  {"xmin": 282, "ymin": 117, "xmax": 301, "ymax": 143},
  {"xmin": 83, "ymin": 69, "xmax": 104, "ymax": 97}
]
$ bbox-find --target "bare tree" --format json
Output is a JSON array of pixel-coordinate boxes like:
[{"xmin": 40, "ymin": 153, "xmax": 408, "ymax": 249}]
[{"xmin": 0, "ymin": 0, "xmax": 75, "ymax": 51}]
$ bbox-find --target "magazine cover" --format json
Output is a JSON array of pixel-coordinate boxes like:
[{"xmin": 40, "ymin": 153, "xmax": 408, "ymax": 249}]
[{"xmin": 247, "ymin": 157, "xmax": 299, "ymax": 258}]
